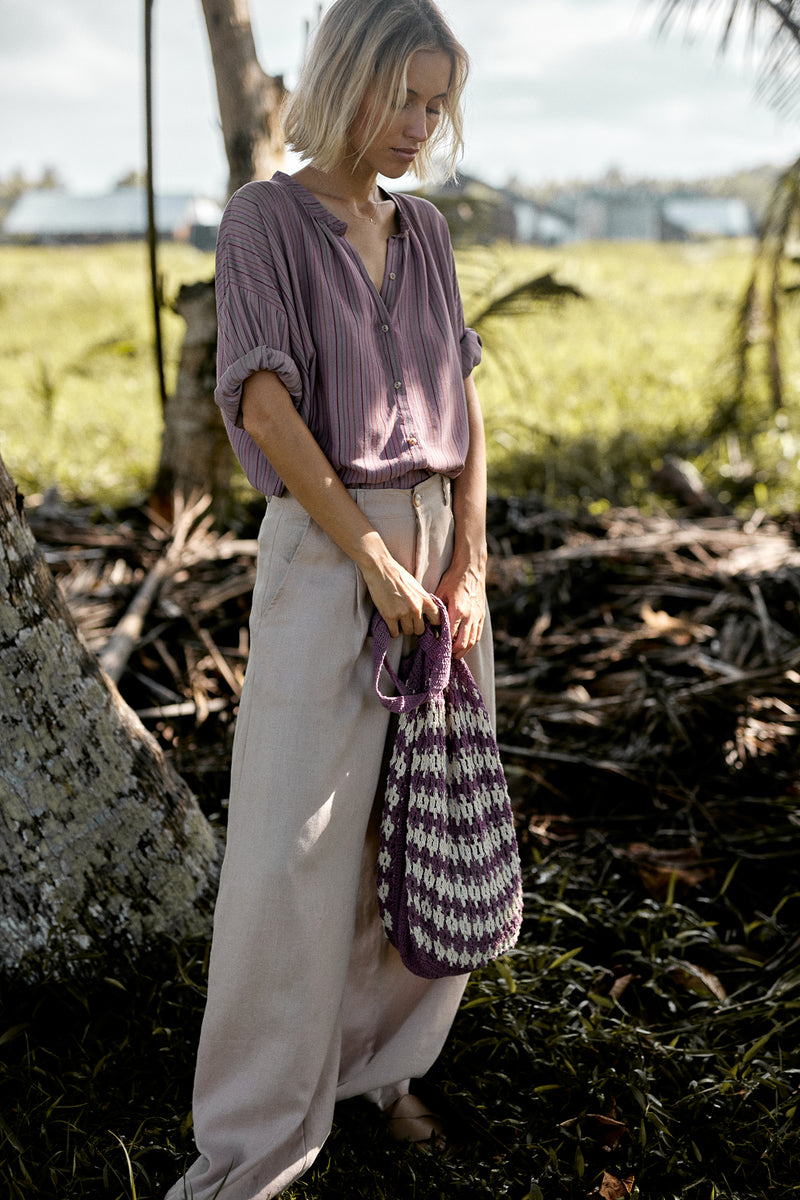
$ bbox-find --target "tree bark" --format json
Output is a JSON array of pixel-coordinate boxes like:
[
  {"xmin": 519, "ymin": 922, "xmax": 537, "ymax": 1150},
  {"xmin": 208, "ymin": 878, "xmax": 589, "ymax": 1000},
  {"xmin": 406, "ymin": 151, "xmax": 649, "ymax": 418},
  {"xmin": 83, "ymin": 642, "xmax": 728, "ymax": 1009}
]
[
  {"xmin": 153, "ymin": 280, "xmax": 235, "ymax": 513},
  {"xmin": 200, "ymin": 0, "xmax": 288, "ymax": 199},
  {"xmin": 0, "ymin": 455, "xmax": 221, "ymax": 981},
  {"xmin": 154, "ymin": 0, "xmax": 286, "ymax": 510}
]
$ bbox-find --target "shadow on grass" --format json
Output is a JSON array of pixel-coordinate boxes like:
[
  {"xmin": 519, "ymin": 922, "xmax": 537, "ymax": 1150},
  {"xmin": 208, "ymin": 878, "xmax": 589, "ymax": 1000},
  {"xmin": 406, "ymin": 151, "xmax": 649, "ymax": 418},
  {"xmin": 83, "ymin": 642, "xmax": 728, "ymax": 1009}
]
[
  {"xmin": 486, "ymin": 424, "xmax": 761, "ymax": 516},
  {"xmin": 2, "ymin": 784, "xmax": 798, "ymax": 1200}
]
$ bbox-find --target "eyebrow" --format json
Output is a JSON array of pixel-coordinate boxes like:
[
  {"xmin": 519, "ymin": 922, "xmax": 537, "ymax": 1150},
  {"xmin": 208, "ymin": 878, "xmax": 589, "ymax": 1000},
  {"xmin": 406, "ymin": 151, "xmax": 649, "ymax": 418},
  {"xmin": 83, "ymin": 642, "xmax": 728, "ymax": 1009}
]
[{"xmin": 406, "ymin": 88, "xmax": 448, "ymax": 100}]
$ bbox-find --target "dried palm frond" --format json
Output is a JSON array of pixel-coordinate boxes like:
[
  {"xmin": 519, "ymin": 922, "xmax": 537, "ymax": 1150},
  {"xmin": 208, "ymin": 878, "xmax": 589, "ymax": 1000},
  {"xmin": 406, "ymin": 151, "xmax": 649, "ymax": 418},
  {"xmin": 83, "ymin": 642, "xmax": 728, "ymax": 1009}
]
[
  {"xmin": 654, "ymin": 0, "xmax": 800, "ymax": 118},
  {"xmin": 466, "ymin": 272, "xmax": 585, "ymax": 329}
]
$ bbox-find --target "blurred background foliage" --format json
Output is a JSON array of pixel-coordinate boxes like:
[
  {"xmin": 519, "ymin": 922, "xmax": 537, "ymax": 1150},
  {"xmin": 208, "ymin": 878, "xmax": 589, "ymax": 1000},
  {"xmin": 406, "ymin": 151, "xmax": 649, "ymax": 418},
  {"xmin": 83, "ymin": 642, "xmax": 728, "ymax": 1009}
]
[
  {"xmin": 1, "ymin": 236, "xmax": 798, "ymax": 515},
  {"xmin": 1, "ymin": 234, "xmax": 798, "ymax": 1198}
]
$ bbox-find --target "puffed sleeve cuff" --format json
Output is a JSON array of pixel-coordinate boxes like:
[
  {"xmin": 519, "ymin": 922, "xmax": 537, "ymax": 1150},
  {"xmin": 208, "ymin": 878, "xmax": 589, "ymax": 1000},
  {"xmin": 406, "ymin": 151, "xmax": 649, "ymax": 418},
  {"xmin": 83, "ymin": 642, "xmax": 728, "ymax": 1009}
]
[
  {"xmin": 215, "ymin": 346, "xmax": 303, "ymax": 428},
  {"xmin": 460, "ymin": 327, "xmax": 482, "ymax": 377}
]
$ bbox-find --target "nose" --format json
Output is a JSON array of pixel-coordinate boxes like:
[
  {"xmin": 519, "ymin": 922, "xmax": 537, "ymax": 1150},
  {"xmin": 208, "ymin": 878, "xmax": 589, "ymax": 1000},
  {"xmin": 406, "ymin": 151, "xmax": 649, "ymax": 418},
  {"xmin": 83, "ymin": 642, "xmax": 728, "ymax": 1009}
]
[{"xmin": 404, "ymin": 103, "xmax": 429, "ymax": 144}]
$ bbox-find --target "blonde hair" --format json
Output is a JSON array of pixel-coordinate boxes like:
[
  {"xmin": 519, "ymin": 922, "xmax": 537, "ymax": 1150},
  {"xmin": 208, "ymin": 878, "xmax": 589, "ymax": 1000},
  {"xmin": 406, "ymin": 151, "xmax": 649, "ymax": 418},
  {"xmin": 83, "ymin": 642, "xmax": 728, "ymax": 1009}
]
[{"xmin": 282, "ymin": 0, "xmax": 469, "ymax": 181}]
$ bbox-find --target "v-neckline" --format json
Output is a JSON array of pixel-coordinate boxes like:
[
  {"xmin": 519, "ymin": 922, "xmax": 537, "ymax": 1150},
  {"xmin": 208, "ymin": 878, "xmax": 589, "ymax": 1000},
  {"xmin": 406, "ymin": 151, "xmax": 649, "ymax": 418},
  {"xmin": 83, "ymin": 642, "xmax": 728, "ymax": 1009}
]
[
  {"xmin": 275, "ymin": 172, "xmax": 408, "ymax": 303},
  {"xmin": 343, "ymin": 234, "xmax": 392, "ymax": 299}
]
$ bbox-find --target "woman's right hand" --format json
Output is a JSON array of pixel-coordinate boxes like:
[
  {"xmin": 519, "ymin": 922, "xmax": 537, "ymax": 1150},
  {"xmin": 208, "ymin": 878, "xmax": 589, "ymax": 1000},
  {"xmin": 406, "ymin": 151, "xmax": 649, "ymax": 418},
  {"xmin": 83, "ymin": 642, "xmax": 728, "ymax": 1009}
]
[
  {"xmin": 358, "ymin": 536, "xmax": 441, "ymax": 638},
  {"xmin": 241, "ymin": 375, "xmax": 440, "ymax": 639}
]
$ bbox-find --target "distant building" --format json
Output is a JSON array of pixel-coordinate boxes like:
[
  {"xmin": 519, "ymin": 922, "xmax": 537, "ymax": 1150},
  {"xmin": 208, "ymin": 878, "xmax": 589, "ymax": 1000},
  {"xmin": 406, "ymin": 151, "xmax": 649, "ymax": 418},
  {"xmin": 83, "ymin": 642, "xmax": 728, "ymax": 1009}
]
[
  {"xmin": 420, "ymin": 173, "xmax": 516, "ymax": 244},
  {"xmin": 579, "ymin": 188, "xmax": 662, "ymax": 240},
  {"xmin": 661, "ymin": 195, "xmax": 754, "ymax": 240},
  {"xmin": 508, "ymin": 192, "xmax": 575, "ymax": 245},
  {"xmin": 422, "ymin": 174, "xmax": 754, "ymax": 246},
  {"xmin": 420, "ymin": 172, "xmax": 575, "ymax": 245},
  {"xmin": 1, "ymin": 187, "xmax": 223, "ymax": 247},
  {"xmin": 550, "ymin": 185, "xmax": 755, "ymax": 242}
]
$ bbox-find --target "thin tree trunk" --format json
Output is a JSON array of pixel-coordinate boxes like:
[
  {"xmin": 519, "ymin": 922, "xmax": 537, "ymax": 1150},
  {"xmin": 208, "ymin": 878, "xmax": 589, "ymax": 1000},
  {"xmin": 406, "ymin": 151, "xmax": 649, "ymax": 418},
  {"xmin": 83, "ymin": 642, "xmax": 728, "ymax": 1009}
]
[
  {"xmin": 0, "ymin": 454, "xmax": 221, "ymax": 981},
  {"xmin": 200, "ymin": 0, "xmax": 288, "ymax": 199},
  {"xmin": 154, "ymin": 0, "xmax": 286, "ymax": 510},
  {"xmin": 153, "ymin": 280, "xmax": 234, "ymax": 514},
  {"xmin": 144, "ymin": 0, "xmax": 167, "ymax": 414}
]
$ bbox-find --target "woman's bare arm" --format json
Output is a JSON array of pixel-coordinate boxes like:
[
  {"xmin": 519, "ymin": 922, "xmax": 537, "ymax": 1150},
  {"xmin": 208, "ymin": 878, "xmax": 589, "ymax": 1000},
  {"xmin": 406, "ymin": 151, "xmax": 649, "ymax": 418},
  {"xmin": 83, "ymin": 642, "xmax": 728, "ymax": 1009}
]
[
  {"xmin": 435, "ymin": 374, "xmax": 488, "ymax": 659},
  {"xmin": 241, "ymin": 369, "xmax": 440, "ymax": 638}
]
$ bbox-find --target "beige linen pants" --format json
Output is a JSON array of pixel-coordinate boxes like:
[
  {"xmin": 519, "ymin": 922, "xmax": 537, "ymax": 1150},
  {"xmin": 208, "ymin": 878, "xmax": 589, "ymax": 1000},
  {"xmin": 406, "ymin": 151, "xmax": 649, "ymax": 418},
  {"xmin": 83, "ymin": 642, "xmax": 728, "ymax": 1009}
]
[{"xmin": 167, "ymin": 474, "xmax": 495, "ymax": 1200}]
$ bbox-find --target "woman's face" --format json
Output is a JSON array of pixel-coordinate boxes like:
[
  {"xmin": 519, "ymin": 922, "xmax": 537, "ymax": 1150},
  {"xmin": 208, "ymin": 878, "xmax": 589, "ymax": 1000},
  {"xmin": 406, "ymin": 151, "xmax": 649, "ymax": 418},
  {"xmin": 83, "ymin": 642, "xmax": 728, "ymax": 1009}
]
[{"xmin": 350, "ymin": 49, "xmax": 453, "ymax": 178}]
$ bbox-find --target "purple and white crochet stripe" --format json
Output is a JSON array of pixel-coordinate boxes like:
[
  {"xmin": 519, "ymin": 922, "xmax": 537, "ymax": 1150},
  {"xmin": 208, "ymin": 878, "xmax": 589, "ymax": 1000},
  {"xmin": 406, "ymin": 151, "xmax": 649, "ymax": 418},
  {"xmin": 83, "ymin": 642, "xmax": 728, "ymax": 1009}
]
[{"xmin": 376, "ymin": 655, "xmax": 523, "ymax": 979}]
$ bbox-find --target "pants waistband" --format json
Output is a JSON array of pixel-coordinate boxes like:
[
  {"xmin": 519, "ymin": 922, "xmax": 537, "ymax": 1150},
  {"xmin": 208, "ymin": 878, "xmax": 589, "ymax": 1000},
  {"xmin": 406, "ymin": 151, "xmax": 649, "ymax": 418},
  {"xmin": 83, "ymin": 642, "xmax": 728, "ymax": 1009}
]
[
  {"xmin": 272, "ymin": 473, "xmax": 451, "ymax": 517},
  {"xmin": 350, "ymin": 473, "xmax": 451, "ymax": 511}
]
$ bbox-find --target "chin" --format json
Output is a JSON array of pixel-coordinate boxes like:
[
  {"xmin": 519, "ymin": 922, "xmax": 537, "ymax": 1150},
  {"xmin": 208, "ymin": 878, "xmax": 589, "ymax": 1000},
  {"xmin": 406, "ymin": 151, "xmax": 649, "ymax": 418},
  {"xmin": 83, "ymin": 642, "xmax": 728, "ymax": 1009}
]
[{"xmin": 383, "ymin": 159, "xmax": 417, "ymax": 180}]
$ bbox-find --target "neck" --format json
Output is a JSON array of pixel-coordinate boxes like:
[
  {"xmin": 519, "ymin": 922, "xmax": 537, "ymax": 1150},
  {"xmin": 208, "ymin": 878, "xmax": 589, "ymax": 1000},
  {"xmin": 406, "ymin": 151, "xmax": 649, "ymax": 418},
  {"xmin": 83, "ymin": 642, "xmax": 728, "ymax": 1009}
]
[{"xmin": 304, "ymin": 162, "xmax": 380, "ymax": 210}]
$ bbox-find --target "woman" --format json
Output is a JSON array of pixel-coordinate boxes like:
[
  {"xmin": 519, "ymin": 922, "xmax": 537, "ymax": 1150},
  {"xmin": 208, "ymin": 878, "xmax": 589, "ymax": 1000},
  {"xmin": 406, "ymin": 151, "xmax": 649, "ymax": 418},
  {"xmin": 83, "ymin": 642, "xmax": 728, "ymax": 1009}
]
[{"xmin": 167, "ymin": 2, "xmax": 494, "ymax": 1197}]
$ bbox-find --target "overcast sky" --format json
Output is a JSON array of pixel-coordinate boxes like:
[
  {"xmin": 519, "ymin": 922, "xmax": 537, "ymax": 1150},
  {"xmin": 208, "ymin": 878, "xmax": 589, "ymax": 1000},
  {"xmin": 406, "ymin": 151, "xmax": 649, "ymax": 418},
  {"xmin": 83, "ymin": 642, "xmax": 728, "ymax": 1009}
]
[{"xmin": 2, "ymin": 0, "xmax": 798, "ymax": 197}]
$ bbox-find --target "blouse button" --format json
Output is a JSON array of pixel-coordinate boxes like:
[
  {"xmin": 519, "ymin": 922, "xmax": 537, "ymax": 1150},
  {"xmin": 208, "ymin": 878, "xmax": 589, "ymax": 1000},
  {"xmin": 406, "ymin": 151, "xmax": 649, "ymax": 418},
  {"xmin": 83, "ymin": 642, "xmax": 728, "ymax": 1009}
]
[
  {"xmin": 389, "ymin": 272, "xmax": 396, "ymax": 280},
  {"xmin": 394, "ymin": 380, "xmax": 402, "ymax": 390},
  {"xmin": 408, "ymin": 436, "xmax": 418, "ymax": 447},
  {"xmin": 381, "ymin": 324, "xmax": 389, "ymax": 333}
]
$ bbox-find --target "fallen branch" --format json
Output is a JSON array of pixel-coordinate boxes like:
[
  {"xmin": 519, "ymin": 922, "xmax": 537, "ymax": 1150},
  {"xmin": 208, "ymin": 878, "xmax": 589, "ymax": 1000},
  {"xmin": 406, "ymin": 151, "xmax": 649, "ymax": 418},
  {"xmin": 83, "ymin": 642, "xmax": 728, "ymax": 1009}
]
[
  {"xmin": 98, "ymin": 555, "xmax": 176, "ymax": 685},
  {"xmin": 98, "ymin": 493, "xmax": 212, "ymax": 684}
]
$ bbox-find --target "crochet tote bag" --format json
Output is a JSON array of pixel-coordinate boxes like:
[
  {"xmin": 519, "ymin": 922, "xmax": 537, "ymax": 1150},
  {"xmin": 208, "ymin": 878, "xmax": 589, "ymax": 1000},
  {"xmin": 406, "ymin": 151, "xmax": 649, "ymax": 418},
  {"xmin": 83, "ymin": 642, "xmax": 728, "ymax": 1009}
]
[{"xmin": 371, "ymin": 596, "xmax": 523, "ymax": 979}]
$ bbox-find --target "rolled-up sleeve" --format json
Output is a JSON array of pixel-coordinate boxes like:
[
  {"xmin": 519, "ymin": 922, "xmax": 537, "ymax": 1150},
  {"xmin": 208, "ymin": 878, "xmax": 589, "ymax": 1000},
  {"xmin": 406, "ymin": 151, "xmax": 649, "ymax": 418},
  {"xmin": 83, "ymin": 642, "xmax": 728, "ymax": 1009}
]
[
  {"xmin": 214, "ymin": 188, "xmax": 304, "ymax": 429},
  {"xmin": 215, "ymin": 289, "xmax": 302, "ymax": 428},
  {"xmin": 440, "ymin": 218, "xmax": 481, "ymax": 378},
  {"xmin": 460, "ymin": 326, "xmax": 482, "ymax": 378}
]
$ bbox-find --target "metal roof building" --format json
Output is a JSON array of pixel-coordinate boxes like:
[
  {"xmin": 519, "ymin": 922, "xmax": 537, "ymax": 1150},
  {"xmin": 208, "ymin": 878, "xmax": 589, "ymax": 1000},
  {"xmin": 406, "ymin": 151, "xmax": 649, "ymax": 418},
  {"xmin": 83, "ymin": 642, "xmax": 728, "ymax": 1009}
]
[{"xmin": 2, "ymin": 188, "xmax": 223, "ymax": 246}]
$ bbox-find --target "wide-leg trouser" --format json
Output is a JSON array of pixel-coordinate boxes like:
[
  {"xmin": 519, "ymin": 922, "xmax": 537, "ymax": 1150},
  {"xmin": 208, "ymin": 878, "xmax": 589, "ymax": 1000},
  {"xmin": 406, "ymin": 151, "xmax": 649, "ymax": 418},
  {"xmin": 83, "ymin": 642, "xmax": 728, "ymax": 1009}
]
[{"xmin": 166, "ymin": 474, "xmax": 495, "ymax": 1200}]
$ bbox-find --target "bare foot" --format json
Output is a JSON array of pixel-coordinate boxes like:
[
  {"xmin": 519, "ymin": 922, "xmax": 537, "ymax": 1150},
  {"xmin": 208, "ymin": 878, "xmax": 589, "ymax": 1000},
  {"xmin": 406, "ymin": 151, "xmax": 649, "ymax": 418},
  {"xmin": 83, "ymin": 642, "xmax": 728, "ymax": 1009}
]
[{"xmin": 385, "ymin": 1093, "xmax": 446, "ymax": 1151}]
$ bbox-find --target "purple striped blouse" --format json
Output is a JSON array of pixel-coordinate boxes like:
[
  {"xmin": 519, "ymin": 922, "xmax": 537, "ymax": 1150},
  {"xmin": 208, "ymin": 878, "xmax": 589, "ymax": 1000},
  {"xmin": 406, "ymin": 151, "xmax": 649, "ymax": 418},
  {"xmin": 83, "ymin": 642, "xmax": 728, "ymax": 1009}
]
[{"xmin": 214, "ymin": 171, "xmax": 482, "ymax": 495}]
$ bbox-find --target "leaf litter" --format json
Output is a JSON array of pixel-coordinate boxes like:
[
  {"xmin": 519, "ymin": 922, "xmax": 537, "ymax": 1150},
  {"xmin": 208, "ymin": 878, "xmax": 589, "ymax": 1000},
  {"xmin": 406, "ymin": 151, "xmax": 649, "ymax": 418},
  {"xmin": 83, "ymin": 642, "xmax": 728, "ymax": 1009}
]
[{"xmin": 0, "ymin": 491, "xmax": 798, "ymax": 1198}]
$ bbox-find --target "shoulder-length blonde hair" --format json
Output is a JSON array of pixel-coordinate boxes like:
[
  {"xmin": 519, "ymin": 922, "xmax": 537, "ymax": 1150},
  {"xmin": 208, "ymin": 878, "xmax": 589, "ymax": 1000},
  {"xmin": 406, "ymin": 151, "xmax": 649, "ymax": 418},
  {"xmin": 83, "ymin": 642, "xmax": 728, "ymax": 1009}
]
[{"xmin": 282, "ymin": 0, "xmax": 469, "ymax": 181}]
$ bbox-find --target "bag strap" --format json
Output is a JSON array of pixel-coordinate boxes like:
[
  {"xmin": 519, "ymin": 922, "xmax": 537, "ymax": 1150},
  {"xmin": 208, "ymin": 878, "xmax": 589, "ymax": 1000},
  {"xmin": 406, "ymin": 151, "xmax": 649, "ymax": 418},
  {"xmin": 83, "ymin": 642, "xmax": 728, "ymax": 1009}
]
[{"xmin": 371, "ymin": 594, "xmax": 451, "ymax": 712}]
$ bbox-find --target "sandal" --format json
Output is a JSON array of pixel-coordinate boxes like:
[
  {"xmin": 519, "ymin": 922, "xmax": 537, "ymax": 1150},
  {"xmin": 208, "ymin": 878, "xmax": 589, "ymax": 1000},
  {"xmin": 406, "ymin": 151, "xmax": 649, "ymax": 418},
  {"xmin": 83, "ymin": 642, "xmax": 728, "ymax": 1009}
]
[{"xmin": 385, "ymin": 1092, "xmax": 448, "ymax": 1153}]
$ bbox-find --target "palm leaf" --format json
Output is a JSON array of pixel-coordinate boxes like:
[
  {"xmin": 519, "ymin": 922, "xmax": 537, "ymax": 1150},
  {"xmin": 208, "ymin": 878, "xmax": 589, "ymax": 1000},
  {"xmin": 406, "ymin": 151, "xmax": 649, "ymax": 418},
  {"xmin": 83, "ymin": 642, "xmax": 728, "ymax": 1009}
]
[
  {"xmin": 466, "ymin": 272, "xmax": 584, "ymax": 330},
  {"xmin": 654, "ymin": 0, "xmax": 800, "ymax": 116}
]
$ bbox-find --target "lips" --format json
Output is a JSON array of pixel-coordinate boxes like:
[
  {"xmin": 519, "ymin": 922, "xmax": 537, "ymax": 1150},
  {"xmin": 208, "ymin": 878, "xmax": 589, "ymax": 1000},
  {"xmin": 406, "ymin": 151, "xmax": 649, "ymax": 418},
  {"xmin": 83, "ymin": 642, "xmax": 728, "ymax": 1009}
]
[{"xmin": 391, "ymin": 148, "xmax": 418, "ymax": 161}]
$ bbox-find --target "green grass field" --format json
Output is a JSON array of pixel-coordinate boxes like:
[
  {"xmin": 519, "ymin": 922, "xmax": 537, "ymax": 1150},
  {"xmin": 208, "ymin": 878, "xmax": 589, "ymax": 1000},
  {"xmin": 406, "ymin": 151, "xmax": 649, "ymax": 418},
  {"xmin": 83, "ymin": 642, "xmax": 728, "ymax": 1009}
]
[
  {"xmin": 462, "ymin": 238, "xmax": 800, "ymax": 511},
  {"xmin": 1, "ymin": 240, "xmax": 799, "ymax": 1199},
  {"xmin": 0, "ymin": 242, "xmax": 213, "ymax": 504},
  {"xmin": 1, "ymin": 238, "xmax": 798, "ymax": 512}
]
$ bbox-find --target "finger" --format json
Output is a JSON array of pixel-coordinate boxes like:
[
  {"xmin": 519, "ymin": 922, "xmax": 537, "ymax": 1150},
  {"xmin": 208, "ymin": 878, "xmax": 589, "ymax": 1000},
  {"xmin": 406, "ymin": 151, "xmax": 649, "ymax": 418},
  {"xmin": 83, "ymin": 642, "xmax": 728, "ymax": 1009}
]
[
  {"xmin": 453, "ymin": 627, "xmax": 470, "ymax": 659},
  {"xmin": 399, "ymin": 612, "xmax": 424, "ymax": 638},
  {"xmin": 423, "ymin": 594, "xmax": 441, "ymax": 625},
  {"xmin": 453, "ymin": 614, "xmax": 483, "ymax": 659},
  {"xmin": 451, "ymin": 615, "xmax": 467, "ymax": 658}
]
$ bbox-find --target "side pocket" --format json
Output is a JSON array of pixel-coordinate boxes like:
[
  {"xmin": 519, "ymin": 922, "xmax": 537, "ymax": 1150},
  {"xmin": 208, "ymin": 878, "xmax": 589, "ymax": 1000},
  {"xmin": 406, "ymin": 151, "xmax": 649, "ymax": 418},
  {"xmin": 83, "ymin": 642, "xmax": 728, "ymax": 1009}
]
[{"xmin": 252, "ymin": 499, "xmax": 311, "ymax": 625}]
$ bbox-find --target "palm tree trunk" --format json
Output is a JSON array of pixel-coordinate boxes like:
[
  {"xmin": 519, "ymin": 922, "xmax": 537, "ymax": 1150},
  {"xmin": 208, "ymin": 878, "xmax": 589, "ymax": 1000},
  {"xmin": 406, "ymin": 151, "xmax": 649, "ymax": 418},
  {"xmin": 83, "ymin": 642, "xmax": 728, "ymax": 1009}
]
[
  {"xmin": 200, "ymin": 0, "xmax": 288, "ymax": 199},
  {"xmin": 153, "ymin": 280, "xmax": 235, "ymax": 514},
  {"xmin": 154, "ymin": 0, "xmax": 288, "ymax": 511},
  {"xmin": 0, "ymin": 453, "xmax": 221, "ymax": 981}
]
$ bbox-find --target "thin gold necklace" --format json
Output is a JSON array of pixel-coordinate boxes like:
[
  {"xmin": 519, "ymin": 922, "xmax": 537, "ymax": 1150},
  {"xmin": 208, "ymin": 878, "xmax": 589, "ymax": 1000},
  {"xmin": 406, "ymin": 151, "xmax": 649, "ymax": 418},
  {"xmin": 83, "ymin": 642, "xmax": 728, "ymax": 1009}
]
[
  {"xmin": 309, "ymin": 173, "xmax": 381, "ymax": 223},
  {"xmin": 338, "ymin": 194, "xmax": 381, "ymax": 224}
]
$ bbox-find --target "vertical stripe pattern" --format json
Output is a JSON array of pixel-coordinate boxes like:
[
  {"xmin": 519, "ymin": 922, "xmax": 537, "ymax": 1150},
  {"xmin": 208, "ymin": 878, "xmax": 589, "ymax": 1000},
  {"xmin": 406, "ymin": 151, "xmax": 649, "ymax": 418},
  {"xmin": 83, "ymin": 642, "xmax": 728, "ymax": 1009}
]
[{"xmin": 214, "ymin": 172, "xmax": 482, "ymax": 496}]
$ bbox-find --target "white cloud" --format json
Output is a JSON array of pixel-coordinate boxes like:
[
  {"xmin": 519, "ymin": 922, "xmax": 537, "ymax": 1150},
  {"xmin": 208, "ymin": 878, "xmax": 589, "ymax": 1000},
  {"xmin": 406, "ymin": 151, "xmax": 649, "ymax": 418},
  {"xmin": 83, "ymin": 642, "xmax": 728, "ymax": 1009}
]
[
  {"xmin": 4, "ymin": 30, "xmax": 136, "ymax": 101},
  {"xmin": 471, "ymin": 0, "xmax": 651, "ymax": 78},
  {"xmin": 0, "ymin": 0, "xmax": 796, "ymax": 195}
]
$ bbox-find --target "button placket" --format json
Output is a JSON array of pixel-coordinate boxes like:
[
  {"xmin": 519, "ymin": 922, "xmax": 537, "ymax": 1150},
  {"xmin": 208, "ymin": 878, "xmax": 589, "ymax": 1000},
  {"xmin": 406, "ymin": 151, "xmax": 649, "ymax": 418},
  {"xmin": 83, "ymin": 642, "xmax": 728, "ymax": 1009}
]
[{"xmin": 380, "ymin": 237, "xmax": 420, "ymax": 460}]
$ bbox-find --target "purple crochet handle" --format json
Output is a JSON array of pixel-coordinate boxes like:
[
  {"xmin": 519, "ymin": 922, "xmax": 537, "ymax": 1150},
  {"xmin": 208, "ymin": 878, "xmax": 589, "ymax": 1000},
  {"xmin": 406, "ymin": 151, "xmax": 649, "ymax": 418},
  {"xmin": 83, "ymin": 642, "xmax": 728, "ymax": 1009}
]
[{"xmin": 371, "ymin": 594, "xmax": 451, "ymax": 713}]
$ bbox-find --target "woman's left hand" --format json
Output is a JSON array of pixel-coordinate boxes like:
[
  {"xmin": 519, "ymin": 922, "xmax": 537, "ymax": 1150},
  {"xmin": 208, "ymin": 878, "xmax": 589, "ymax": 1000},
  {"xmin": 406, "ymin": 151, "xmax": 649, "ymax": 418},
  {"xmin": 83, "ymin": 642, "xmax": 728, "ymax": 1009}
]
[{"xmin": 436, "ymin": 564, "xmax": 486, "ymax": 660}]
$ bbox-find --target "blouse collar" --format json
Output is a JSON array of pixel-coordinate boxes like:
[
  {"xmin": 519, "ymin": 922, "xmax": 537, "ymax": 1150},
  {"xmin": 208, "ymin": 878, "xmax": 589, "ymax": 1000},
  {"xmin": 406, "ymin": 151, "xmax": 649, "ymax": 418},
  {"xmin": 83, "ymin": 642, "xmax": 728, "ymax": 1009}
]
[{"xmin": 273, "ymin": 171, "xmax": 410, "ymax": 238}]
